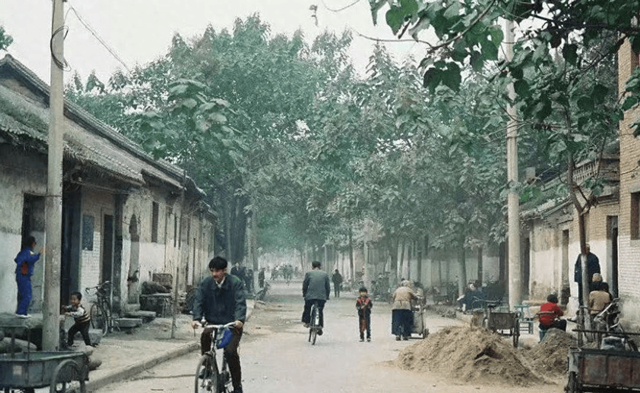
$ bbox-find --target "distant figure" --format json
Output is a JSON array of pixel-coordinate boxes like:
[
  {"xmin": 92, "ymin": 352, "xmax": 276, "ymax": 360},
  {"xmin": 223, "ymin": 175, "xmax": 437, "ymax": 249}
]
[
  {"xmin": 245, "ymin": 268, "xmax": 254, "ymax": 294},
  {"xmin": 258, "ymin": 268, "xmax": 265, "ymax": 289},
  {"xmin": 574, "ymin": 244, "xmax": 600, "ymax": 305},
  {"xmin": 62, "ymin": 291, "xmax": 92, "ymax": 347},
  {"xmin": 392, "ymin": 280, "xmax": 416, "ymax": 340},
  {"xmin": 15, "ymin": 236, "xmax": 43, "ymax": 318},
  {"xmin": 332, "ymin": 269, "xmax": 343, "ymax": 298},
  {"xmin": 356, "ymin": 287, "xmax": 373, "ymax": 342}
]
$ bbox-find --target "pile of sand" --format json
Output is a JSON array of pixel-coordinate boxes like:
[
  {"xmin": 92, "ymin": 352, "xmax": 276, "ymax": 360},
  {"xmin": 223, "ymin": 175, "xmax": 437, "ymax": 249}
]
[
  {"xmin": 395, "ymin": 326, "xmax": 542, "ymax": 386},
  {"xmin": 525, "ymin": 328, "xmax": 575, "ymax": 376}
]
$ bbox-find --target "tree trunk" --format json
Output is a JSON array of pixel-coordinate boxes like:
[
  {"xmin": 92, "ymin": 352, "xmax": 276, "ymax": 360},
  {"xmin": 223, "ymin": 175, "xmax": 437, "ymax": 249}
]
[
  {"xmin": 458, "ymin": 246, "xmax": 467, "ymax": 297},
  {"xmin": 399, "ymin": 240, "xmax": 406, "ymax": 279},
  {"xmin": 477, "ymin": 247, "xmax": 483, "ymax": 284},
  {"xmin": 349, "ymin": 225, "xmax": 354, "ymax": 280},
  {"xmin": 416, "ymin": 239, "xmax": 422, "ymax": 284}
]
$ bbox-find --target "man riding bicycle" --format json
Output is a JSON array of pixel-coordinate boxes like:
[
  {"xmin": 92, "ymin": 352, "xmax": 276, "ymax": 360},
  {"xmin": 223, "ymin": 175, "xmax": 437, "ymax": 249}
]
[
  {"xmin": 191, "ymin": 256, "xmax": 247, "ymax": 393},
  {"xmin": 301, "ymin": 261, "xmax": 330, "ymax": 334}
]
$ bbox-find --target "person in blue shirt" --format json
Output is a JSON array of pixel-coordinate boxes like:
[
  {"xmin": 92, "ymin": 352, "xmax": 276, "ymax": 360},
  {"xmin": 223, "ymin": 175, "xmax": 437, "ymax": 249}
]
[{"xmin": 15, "ymin": 235, "xmax": 43, "ymax": 318}]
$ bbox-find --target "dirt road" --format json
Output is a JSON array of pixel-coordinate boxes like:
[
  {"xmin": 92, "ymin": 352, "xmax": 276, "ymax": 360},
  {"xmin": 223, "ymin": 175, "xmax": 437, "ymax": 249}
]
[{"xmin": 95, "ymin": 281, "xmax": 567, "ymax": 393}]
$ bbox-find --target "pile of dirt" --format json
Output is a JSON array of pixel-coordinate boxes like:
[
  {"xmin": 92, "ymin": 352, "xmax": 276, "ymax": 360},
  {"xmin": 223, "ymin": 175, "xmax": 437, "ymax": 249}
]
[
  {"xmin": 395, "ymin": 326, "xmax": 541, "ymax": 386},
  {"xmin": 525, "ymin": 328, "xmax": 575, "ymax": 376}
]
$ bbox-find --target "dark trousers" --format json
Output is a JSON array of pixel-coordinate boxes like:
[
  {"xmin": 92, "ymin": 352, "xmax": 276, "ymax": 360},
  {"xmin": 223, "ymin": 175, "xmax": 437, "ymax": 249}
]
[
  {"xmin": 334, "ymin": 286, "xmax": 340, "ymax": 298},
  {"xmin": 201, "ymin": 326, "xmax": 243, "ymax": 390},
  {"xmin": 392, "ymin": 309, "xmax": 413, "ymax": 337},
  {"xmin": 16, "ymin": 276, "xmax": 32, "ymax": 315},
  {"xmin": 68, "ymin": 321, "xmax": 91, "ymax": 346},
  {"xmin": 302, "ymin": 300, "xmax": 326, "ymax": 327},
  {"xmin": 359, "ymin": 313, "xmax": 371, "ymax": 339}
]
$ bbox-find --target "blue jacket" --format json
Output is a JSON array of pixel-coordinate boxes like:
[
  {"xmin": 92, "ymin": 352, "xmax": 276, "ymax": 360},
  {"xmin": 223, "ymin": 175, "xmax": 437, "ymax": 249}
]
[
  {"xmin": 192, "ymin": 274, "xmax": 247, "ymax": 324},
  {"xmin": 574, "ymin": 252, "xmax": 600, "ymax": 283},
  {"xmin": 15, "ymin": 247, "xmax": 40, "ymax": 277}
]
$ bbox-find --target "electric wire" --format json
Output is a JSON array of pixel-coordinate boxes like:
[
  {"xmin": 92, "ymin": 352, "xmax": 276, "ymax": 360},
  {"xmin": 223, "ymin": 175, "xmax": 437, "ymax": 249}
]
[{"xmin": 66, "ymin": 5, "xmax": 132, "ymax": 74}]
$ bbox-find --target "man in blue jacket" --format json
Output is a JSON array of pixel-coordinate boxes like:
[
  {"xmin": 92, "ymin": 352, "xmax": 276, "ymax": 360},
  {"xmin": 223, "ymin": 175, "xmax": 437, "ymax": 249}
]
[
  {"xmin": 191, "ymin": 256, "xmax": 247, "ymax": 393},
  {"xmin": 15, "ymin": 236, "xmax": 43, "ymax": 318},
  {"xmin": 302, "ymin": 261, "xmax": 330, "ymax": 334},
  {"xmin": 574, "ymin": 244, "xmax": 600, "ymax": 306}
]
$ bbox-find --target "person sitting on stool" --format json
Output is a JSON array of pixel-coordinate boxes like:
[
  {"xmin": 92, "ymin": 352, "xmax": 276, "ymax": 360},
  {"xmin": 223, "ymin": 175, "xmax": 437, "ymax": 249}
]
[{"xmin": 538, "ymin": 293, "xmax": 567, "ymax": 341}]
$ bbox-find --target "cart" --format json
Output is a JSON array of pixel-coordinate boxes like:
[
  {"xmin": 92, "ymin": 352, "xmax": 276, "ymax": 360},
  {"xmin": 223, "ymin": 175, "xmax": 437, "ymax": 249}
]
[
  {"xmin": 482, "ymin": 305, "xmax": 520, "ymax": 347},
  {"xmin": 410, "ymin": 300, "xmax": 429, "ymax": 339},
  {"xmin": 567, "ymin": 346, "xmax": 640, "ymax": 392},
  {"xmin": 0, "ymin": 322, "xmax": 89, "ymax": 393}
]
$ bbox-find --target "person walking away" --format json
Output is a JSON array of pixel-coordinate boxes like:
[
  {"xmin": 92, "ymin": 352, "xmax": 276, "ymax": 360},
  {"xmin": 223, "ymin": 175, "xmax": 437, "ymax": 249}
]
[
  {"xmin": 392, "ymin": 280, "xmax": 417, "ymax": 340},
  {"xmin": 191, "ymin": 257, "xmax": 247, "ymax": 393},
  {"xmin": 15, "ymin": 236, "xmax": 43, "ymax": 318},
  {"xmin": 302, "ymin": 261, "xmax": 330, "ymax": 335},
  {"xmin": 574, "ymin": 244, "xmax": 600, "ymax": 305},
  {"xmin": 538, "ymin": 293, "xmax": 567, "ymax": 337},
  {"xmin": 332, "ymin": 269, "xmax": 343, "ymax": 298},
  {"xmin": 63, "ymin": 291, "xmax": 93, "ymax": 347},
  {"xmin": 258, "ymin": 268, "xmax": 265, "ymax": 289},
  {"xmin": 356, "ymin": 287, "xmax": 373, "ymax": 342}
]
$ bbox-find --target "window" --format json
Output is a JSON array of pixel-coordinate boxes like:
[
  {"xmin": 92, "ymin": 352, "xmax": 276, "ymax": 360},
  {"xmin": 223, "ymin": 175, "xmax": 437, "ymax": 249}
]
[
  {"xmin": 151, "ymin": 202, "xmax": 159, "ymax": 243},
  {"xmin": 82, "ymin": 215, "xmax": 94, "ymax": 250},
  {"xmin": 632, "ymin": 192, "xmax": 640, "ymax": 239}
]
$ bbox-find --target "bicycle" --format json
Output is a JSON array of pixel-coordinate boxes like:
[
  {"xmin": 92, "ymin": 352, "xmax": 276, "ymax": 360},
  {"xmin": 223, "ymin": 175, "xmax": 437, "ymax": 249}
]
[
  {"xmin": 85, "ymin": 281, "xmax": 117, "ymax": 336},
  {"xmin": 308, "ymin": 301, "xmax": 322, "ymax": 345},
  {"xmin": 592, "ymin": 298, "xmax": 638, "ymax": 351},
  {"xmin": 194, "ymin": 321, "xmax": 235, "ymax": 393}
]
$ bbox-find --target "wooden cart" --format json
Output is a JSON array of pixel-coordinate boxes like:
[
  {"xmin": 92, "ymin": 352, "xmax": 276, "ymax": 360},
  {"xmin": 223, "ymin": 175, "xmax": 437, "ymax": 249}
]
[
  {"xmin": 567, "ymin": 346, "xmax": 640, "ymax": 392},
  {"xmin": 482, "ymin": 305, "xmax": 520, "ymax": 347},
  {"xmin": 0, "ymin": 351, "xmax": 89, "ymax": 393}
]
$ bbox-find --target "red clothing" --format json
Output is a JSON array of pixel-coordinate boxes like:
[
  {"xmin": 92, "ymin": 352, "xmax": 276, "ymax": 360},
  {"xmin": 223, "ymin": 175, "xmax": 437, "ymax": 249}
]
[{"xmin": 539, "ymin": 302, "xmax": 563, "ymax": 326}]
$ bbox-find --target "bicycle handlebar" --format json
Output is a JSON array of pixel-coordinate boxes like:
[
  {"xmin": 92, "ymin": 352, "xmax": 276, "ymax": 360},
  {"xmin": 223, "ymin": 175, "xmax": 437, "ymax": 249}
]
[
  {"xmin": 85, "ymin": 281, "xmax": 111, "ymax": 293},
  {"xmin": 195, "ymin": 321, "xmax": 236, "ymax": 330}
]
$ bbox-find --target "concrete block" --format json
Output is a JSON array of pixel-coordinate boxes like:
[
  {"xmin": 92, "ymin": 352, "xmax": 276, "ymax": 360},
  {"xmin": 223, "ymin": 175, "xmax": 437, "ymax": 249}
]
[
  {"xmin": 124, "ymin": 310, "xmax": 156, "ymax": 322},
  {"xmin": 115, "ymin": 318, "xmax": 142, "ymax": 328}
]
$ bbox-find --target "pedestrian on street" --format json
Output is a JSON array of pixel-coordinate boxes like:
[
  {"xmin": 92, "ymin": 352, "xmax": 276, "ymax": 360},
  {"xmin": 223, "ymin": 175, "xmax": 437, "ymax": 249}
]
[
  {"xmin": 301, "ymin": 261, "xmax": 330, "ymax": 334},
  {"xmin": 62, "ymin": 291, "xmax": 93, "ymax": 347},
  {"xmin": 356, "ymin": 287, "xmax": 373, "ymax": 342},
  {"xmin": 191, "ymin": 256, "xmax": 247, "ymax": 393},
  {"xmin": 258, "ymin": 268, "xmax": 265, "ymax": 289},
  {"xmin": 15, "ymin": 235, "xmax": 43, "ymax": 318},
  {"xmin": 332, "ymin": 269, "xmax": 343, "ymax": 298},
  {"xmin": 574, "ymin": 244, "xmax": 600, "ymax": 305},
  {"xmin": 392, "ymin": 280, "xmax": 416, "ymax": 340},
  {"xmin": 538, "ymin": 293, "xmax": 567, "ymax": 333}
]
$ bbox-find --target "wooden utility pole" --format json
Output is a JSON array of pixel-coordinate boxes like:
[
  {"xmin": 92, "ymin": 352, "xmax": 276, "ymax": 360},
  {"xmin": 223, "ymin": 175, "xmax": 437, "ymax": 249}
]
[
  {"xmin": 43, "ymin": 0, "xmax": 65, "ymax": 350},
  {"xmin": 505, "ymin": 19, "xmax": 522, "ymax": 310}
]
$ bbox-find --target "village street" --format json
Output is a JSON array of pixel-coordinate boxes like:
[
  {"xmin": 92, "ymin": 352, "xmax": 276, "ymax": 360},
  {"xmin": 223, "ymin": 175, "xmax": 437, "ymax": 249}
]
[{"xmin": 94, "ymin": 281, "xmax": 567, "ymax": 393}]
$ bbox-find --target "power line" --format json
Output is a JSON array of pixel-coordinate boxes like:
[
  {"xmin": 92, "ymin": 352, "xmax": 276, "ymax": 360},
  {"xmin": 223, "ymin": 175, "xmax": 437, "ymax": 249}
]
[
  {"xmin": 66, "ymin": 5, "xmax": 132, "ymax": 74},
  {"xmin": 320, "ymin": 0, "xmax": 362, "ymax": 13}
]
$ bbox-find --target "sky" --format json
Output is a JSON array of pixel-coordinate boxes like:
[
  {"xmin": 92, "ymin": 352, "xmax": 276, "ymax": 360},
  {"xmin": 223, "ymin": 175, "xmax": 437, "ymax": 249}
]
[{"xmin": 0, "ymin": 0, "xmax": 427, "ymax": 84}]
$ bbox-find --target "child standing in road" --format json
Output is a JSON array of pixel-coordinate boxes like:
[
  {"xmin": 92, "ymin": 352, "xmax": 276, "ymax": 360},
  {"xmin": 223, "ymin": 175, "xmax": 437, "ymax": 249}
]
[
  {"xmin": 63, "ymin": 291, "xmax": 93, "ymax": 347},
  {"xmin": 356, "ymin": 287, "xmax": 373, "ymax": 342}
]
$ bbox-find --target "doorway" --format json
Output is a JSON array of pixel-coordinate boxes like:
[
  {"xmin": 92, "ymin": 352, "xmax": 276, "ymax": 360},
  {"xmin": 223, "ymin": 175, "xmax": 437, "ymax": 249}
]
[{"xmin": 102, "ymin": 215, "xmax": 114, "ymax": 285}]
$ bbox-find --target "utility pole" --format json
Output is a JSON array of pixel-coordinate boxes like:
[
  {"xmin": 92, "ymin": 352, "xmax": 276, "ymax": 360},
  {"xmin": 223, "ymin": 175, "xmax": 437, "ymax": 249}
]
[
  {"xmin": 505, "ymin": 19, "xmax": 522, "ymax": 310},
  {"xmin": 43, "ymin": 0, "xmax": 65, "ymax": 350}
]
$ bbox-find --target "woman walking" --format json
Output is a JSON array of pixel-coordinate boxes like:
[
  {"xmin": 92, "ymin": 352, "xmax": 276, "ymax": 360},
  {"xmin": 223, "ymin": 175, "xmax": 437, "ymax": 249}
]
[{"xmin": 392, "ymin": 280, "xmax": 416, "ymax": 340}]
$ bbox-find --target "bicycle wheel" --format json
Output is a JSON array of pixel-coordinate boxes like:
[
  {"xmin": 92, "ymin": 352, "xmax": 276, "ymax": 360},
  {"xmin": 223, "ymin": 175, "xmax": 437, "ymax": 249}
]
[
  {"xmin": 195, "ymin": 354, "xmax": 219, "ymax": 393},
  {"xmin": 50, "ymin": 359, "xmax": 86, "ymax": 393},
  {"xmin": 309, "ymin": 304, "xmax": 318, "ymax": 345},
  {"xmin": 90, "ymin": 304, "xmax": 108, "ymax": 336}
]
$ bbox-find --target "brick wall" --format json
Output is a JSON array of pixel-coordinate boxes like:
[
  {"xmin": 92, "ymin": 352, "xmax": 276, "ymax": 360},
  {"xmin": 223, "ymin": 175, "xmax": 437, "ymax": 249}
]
[{"xmin": 618, "ymin": 39, "xmax": 640, "ymax": 322}]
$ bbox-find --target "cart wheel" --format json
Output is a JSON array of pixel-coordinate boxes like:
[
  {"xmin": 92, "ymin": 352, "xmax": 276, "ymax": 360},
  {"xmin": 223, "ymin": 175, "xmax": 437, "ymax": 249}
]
[
  {"xmin": 422, "ymin": 329, "xmax": 429, "ymax": 339},
  {"xmin": 567, "ymin": 371, "xmax": 580, "ymax": 393},
  {"xmin": 512, "ymin": 318, "xmax": 520, "ymax": 347},
  {"xmin": 50, "ymin": 359, "xmax": 86, "ymax": 393}
]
